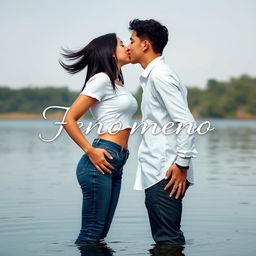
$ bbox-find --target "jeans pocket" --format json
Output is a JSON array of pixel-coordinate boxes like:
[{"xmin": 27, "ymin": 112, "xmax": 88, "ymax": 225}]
[{"xmin": 101, "ymin": 147, "xmax": 118, "ymax": 163}]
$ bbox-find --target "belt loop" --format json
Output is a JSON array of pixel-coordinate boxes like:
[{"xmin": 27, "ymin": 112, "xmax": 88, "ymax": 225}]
[
  {"xmin": 95, "ymin": 138, "xmax": 100, "ymax": 145},
  {"xmin": 120, "ymin": 147, "xmax": 124, "ymax": 154}
]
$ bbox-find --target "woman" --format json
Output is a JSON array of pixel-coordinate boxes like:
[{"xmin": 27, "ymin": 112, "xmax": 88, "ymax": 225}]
[{"xmin": 60, "ymin": 33, "xmax": 138, "ymax": 245}]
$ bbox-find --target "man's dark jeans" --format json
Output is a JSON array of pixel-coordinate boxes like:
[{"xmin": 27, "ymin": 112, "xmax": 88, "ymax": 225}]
[{"xmin": 145, "ymin": 176, "xmax": 190, "ymax": 245}]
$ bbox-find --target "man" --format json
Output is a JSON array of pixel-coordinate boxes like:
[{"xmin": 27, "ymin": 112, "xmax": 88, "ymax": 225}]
[{"xmin": 127, "ymin": 19, "xmax": 198, "ymax": 245}]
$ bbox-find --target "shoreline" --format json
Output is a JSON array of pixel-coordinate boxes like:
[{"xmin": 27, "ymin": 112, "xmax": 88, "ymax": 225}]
[
  {"xmin": 0, "ymin": 112, "xmax": 65, "ymax": 120},
  {"xmin": 0, "ymin": 112, "xmax": 142, "ymax": 120},
  {"xmin": 0, "ymin": 112, "xmax": 256, "ymax": 120}
]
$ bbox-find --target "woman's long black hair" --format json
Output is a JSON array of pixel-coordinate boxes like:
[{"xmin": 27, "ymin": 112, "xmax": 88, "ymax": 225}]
[{"xmin": 59, "ymin": 33, "xmax": 124, "ymax": 92}]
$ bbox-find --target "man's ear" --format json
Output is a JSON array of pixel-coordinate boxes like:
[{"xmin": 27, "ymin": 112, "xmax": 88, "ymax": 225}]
[{"xmin": 142, "ymin": 40, "xmax": 150, "ymax": 52}]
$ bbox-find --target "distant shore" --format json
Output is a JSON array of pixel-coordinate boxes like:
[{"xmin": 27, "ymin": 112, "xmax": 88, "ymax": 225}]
[
  {"xmin": 0, "ymin": 112, "xmax": 142, "ymax": 120},
  {"xmin": 0, "ymin": 112, "xmax": 255, "ymax": 120},
  {"xmin": 0, "ymin": 112, "xmax": 65, "ymax": 120}
]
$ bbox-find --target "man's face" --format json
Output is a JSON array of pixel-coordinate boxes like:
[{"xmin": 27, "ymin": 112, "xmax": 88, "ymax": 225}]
[{"xmin": 127, "ymin": 31, "xmax": 144, "ymax": 64}]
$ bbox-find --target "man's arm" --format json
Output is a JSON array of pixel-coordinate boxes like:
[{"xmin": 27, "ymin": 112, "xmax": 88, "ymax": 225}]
[{"xmin": 152, "ymin": 71, "xmax": 197, "ymax": 198}]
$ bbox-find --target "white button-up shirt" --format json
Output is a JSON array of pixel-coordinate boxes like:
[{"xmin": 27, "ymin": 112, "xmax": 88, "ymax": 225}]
[{"xmin": 134, "ymin": 56, "xmax": 198, "ymax": 190}]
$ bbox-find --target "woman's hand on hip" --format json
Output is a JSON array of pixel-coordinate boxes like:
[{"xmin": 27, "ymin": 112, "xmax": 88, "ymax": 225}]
[{"xmin": 87, "ymin": 147, "xmax": 114, "ymax": 174}]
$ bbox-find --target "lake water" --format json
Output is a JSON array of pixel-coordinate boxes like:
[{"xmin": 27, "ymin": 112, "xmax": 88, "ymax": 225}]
[{"xmin": 0, "ymin": 119, "xmax": 256, "ymax": 256}]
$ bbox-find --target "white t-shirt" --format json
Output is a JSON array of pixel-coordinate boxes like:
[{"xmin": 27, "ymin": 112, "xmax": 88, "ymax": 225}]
[{"xmin": 80, "ymin": 72, "xmax": 138, "ymax": 134}]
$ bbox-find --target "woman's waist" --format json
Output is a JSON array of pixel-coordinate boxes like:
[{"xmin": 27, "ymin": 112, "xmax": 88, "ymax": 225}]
[
  {"xmin": 93, "ymin": 136, "xmax": 130, "ymax": 155},
  {"xmin": 98, "ymin": 128, "xmax": 131, "ymax": 149}
]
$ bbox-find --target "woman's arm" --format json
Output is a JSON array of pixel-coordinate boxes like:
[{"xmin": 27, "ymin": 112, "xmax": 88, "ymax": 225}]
[
  {"xmin": 63, "ymin": 95, "xmax": 96, "ymax": 153},
  {"xmin": 62, "ymin": 94, "xmax": 114, "ymax": 174}
]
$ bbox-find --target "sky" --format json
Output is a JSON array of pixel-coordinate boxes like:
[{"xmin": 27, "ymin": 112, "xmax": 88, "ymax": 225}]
[{"xmin": 0, "ymin": 0, "xmax": 256, "ymax": 93}]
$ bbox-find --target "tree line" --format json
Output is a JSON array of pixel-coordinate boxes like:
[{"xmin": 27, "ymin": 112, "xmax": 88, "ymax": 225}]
[{"xmin": 0, "ymin": 74, "xmax": 255, "ymax": 118}]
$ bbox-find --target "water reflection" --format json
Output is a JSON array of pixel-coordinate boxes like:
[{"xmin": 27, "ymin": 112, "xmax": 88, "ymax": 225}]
[
  {"xmin": 77, "ymin": 241, "xmax": 115, "ymax": 256},
  {"xmin": 149, "ymin": 244, "xmax": 185, "ymax": 256},
  {"xmin": 1, "ymin": 120, "xmax": 256, "ymax": 256}
]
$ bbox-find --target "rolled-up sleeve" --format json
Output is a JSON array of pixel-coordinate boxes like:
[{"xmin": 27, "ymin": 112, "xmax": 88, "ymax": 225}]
[{"xmin": 152, "ymin": 72, "xmax": 198, "ymax": 167}]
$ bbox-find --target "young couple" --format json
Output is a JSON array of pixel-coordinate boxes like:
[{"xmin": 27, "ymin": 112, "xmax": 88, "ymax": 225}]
[{"xmin": 61, "ymin": 19, "xmax": 198, "ymax": 246}]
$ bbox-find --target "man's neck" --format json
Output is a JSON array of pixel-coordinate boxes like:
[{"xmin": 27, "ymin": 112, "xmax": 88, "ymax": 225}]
[{"xmin": 141, "ymin": 53, "xmax": 162, "ymax": 69}]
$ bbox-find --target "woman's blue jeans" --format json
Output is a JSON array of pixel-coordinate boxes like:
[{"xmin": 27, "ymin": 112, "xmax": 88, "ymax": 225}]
[{"xmin": 75, "ymin": 138, "xmax": 130, "ymax": 245}]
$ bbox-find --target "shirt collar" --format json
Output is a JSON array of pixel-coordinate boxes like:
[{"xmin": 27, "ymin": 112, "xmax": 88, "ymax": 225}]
[{"xmin": 140, "ymin": 56, "xmax": 164, "ymax": 79}]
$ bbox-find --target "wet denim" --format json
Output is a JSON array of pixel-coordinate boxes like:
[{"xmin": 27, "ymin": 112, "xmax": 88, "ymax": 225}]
[
  {"xmin": 75, "ymin": 138, "xmax": 129, "ymax": 245},
  {"xmin": 145, "ymin": 176, "xmax": 190, "ymax": 245}
]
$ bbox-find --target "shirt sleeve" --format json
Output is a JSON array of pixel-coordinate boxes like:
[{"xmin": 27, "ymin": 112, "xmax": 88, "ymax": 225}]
[
  {"xmin": 151, "ymin": 71, "xmax": 198, "ymax": 167},
  {"xmin": 80, "ymin": 73, "xmax": 108, "ymax": 101}
]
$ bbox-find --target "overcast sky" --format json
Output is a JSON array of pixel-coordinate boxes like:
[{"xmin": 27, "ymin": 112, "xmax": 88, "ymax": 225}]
[{"xmin": 1, "ymin": 0, "xmax": 255, "ymax": 93}]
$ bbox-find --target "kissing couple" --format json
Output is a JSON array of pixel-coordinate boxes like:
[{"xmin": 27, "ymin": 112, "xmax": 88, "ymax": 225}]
[{"xmin": 60, "ymin": 18, "xmax": 198, "ymax": 247}]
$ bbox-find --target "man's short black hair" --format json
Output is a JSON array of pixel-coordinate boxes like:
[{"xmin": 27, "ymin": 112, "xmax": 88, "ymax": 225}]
[{"xmin": 129, "ymin": 19, "xmax": 168, "ymax": 54}]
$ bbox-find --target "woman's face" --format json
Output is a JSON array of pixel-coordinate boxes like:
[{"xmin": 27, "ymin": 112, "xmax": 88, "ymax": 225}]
[{"xmin": 115, "ymin": 37, "xmax": 130, "ymax": 68}]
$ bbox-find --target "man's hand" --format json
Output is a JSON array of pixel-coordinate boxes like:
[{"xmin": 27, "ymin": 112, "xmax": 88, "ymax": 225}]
[{"xmin": 164, "ymin": 164, "xmax": 188, "ymax": 199}]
